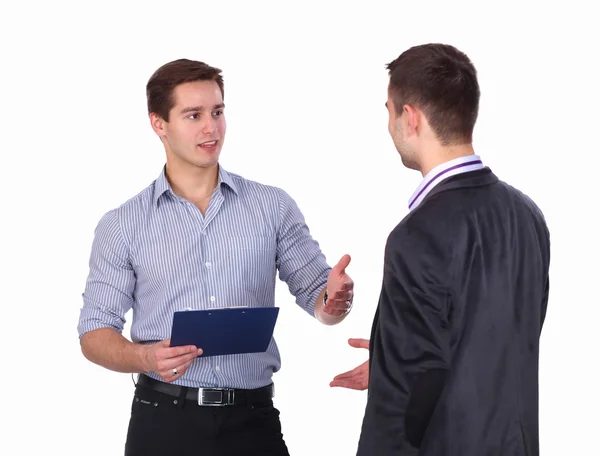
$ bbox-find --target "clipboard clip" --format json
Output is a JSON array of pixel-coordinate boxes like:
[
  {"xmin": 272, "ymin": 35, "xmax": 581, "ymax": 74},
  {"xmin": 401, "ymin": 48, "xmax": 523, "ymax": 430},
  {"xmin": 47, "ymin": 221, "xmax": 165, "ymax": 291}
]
[{"xmin": 205, "ymin": 305, "xmax": 249, "ymax": 310}]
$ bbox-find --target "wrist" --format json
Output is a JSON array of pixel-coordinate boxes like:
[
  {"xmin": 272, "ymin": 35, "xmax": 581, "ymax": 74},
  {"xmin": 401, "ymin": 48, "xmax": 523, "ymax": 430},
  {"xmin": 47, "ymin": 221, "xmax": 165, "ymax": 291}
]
[{"xmin": 136, "ymin": 343, "xmax": 152, "ymax": 373}]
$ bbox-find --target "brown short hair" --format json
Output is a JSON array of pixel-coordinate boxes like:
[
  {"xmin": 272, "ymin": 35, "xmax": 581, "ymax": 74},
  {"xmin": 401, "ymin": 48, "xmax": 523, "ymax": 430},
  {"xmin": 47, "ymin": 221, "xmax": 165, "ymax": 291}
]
[
  {"xmin": 146, "ymin": 59, "xmax": 224, "ymax": 121},
  {"xmin": 387, "ymin": 43, "xmax": 480, "ymax": 145}
]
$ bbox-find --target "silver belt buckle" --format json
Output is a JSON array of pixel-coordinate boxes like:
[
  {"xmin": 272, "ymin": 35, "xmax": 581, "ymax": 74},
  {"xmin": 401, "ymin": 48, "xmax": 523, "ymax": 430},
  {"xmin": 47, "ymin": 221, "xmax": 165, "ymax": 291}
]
[{"xmin": 198, "ymin": 388, "xmax": 235, "ymax": 406}]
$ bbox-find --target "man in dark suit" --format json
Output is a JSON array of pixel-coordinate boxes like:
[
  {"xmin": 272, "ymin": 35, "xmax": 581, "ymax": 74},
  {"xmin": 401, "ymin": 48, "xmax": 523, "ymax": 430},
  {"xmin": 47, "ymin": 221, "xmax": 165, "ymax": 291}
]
[{"xmin": 330, "ymin": 43, "xmax": 550, "ymax": 455}]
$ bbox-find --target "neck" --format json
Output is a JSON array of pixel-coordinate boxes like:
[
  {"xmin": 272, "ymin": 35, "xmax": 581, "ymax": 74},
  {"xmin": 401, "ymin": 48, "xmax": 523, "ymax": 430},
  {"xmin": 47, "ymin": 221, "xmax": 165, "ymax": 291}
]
[
  {"xmin": 419, "ymin": 143, "xmax": 475, "ymax": 177},
  {"xmin": 165, "ymin": 160, "xmax": 219, "ymax": 201}
]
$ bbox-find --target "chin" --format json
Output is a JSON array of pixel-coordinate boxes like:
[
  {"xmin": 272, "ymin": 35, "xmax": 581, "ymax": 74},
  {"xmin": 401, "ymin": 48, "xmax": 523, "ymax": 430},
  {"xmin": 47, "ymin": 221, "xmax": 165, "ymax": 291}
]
[
  {"xmin": 400, "ymin": 155, "xmax": 419, "ymax": 171},
  {"xmin": 192, "ymin": 149, "xmax": 222, "ymax": 168},
  {"xmin": 194, "ymin": 159, "xmax": 219, "ymax": 169}
]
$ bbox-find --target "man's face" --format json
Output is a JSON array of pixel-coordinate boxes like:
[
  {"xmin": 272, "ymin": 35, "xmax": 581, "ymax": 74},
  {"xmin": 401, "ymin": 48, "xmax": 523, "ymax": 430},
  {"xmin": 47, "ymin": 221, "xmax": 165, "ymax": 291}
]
[
  {"xmin": 387, "ymin": 95, "xmax": 419, "ymax": 170},
  {"xmin": 161, "ymin": 80, "xmax": 226, "ymax": 170}
]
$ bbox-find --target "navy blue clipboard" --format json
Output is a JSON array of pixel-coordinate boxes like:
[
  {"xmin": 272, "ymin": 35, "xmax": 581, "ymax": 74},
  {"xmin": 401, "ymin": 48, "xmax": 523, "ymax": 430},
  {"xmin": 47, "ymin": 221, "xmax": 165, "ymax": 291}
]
[{"xmin": 169, "ymin": 307, "xmax": 279, "ymax": 357}]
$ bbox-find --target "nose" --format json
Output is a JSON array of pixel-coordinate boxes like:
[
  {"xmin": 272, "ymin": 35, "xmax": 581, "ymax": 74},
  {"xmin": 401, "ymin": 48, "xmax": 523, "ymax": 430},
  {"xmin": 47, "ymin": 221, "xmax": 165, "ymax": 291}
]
[{"xmin": 201, "ymin": 117, "xmax": 217, "ymax": 136}]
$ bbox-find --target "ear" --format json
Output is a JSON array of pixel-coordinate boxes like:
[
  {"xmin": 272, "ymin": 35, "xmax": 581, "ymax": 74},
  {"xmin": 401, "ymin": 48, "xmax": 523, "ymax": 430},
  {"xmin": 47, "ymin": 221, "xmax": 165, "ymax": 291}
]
[
  {"xmin": 403, "ymin": 104, "xmax": 420, "ymax": 136},
  {"xmin": 149, "ymin": 112, "xmax": 167, "ymax": 138}
]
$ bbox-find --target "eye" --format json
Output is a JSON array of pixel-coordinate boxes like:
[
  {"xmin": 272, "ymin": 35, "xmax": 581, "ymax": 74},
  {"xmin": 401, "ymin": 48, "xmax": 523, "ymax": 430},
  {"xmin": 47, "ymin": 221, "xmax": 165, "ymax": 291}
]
[
  {"xmin": 188, "ymin": 113, "xmax": 199, "ymax": 120},
  {"xmin": 212, "ymin": 110, "xmax": 224, "ymax": 116}
]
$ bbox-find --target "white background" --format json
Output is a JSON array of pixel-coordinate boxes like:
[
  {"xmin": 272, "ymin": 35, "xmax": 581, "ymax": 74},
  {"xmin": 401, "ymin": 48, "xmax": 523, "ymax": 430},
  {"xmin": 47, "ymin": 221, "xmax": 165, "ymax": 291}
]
[{"xmin": 1, "ymin": 1, "xmax": 599, "ymax": 454}]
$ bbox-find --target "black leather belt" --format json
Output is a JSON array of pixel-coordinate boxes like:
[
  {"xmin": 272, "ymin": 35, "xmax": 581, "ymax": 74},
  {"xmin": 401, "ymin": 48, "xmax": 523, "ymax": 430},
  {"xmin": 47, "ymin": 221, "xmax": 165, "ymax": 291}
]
[{"xmin": 136, "ymin": 374, "xmax": 274, "ymax": 406}]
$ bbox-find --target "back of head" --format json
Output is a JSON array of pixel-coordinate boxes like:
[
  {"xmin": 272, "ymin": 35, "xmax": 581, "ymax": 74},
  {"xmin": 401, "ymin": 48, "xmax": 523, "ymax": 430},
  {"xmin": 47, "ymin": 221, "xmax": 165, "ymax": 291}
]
[
  {"xmin": 387, "ymin": 43, "xmax": 480, "ymax": 146},
  {"xmin": 146, "ymin": 59, "xmax": 224, "ymax": 121}
]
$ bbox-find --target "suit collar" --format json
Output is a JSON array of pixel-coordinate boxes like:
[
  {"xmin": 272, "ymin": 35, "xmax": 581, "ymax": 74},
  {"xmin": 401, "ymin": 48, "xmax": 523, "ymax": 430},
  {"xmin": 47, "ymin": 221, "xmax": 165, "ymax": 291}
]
[
  {"xmin": 409, "ymin": 155, "xmax": 485, "ymax": 211},
  {"xmin": 421, "ymin": 167, "xmax": 499, "ymax": 205}
]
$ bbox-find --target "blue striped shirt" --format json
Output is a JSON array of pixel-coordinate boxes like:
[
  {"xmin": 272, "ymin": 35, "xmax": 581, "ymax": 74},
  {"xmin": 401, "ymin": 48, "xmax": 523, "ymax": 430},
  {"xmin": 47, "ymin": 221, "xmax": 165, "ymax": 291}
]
[{"xmin": 78, "ymin": 165, "xmax": 331, "ymax": 388}]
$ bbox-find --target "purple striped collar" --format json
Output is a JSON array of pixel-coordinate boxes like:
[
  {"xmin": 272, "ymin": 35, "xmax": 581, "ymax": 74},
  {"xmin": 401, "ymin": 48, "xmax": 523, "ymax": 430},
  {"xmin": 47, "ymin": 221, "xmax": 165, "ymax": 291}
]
[{"xmin": 408, "ymin": 155, "xmax": 484, "ymax": 211}]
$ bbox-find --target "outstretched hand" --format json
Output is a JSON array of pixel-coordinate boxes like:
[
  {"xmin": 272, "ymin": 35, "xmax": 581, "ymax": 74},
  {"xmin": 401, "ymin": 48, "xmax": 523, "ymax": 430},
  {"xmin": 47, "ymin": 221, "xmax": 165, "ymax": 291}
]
[
  {"xmin": 324, "ymin": 254, "xmax": 354, "ymax": 317},
  {"xmin": 330, "ymin": 338, "xmax": 370, "ymax": 391}
]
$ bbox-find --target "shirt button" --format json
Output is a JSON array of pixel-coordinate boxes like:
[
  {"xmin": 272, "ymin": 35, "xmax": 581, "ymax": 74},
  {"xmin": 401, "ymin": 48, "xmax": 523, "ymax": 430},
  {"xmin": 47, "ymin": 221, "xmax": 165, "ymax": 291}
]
[
  {"xmin": 215, "ymin": 366, "xmax": 220, "ymax": 372},
  {"xmin": 205, "ymin": 262, "xmax": 211, "ymax": 268},
  {"xmin": 210, "ymin": 296, "xmax": 216, "ymax": 302}
]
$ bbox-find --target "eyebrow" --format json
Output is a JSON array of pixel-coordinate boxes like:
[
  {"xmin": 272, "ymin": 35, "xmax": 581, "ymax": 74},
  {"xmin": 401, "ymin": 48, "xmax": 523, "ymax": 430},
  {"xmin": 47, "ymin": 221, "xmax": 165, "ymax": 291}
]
[{"xmin": 180, "ymin": 103, "xmax": 225, "ymax": 114}]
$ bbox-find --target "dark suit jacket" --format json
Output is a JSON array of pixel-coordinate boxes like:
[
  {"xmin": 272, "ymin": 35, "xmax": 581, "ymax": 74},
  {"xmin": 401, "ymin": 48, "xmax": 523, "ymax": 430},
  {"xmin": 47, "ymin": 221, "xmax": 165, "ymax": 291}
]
[{"xmin": 356, "ymin": 168, "xmax": 550, "ymax": 456}]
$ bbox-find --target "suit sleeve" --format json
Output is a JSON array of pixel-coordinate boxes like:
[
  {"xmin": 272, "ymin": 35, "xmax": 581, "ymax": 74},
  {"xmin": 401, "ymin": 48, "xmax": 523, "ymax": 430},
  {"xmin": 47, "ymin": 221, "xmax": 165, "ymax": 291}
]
[{"xmin": 361, "ymin": 225, "xmax": 452, "ymax": 452}]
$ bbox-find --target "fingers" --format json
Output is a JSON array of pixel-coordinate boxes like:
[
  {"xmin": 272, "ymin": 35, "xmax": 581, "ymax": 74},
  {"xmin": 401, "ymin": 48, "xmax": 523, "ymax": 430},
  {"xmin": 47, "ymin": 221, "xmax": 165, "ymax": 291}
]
[
  {"xmin": 325, "ymin": 287, "xmax": 353, "ymax": 308},
  {"xmin": 326, "ymin": 295, "xmax": 352, "ymax": 305},
  {"xmin": 331, "ymin": 369, "xmax": 356, "ymax": 381},
  {"xmin": 322, "ymin": 305, "xmax": 351, "ymax": 316},
  {"xmin": 324, "ymin": 280, "xmax": 354, "ymax": 315},
  {"xmin": 331, "ymin": 290, "xmax": 353, "ymax": 301},
  {"xmin": 332, "ymin": 254, "xmax": 351, "ymax": 275},
  {"xmin": 161, "ymin": 357, "xmax": 196, "ymax": 383},
  {"xmin": 156, "ymin": 348, "xmax": 201, "ymax": 372},
  {"xmin": 348, "ymin": 338, "xmax": 370, "ymax": 350},
  {"xmin": 167, "ymin": 344, "xmax": 201, "ymax": 358},
  {"xmin": 330, "ymin": 368, "xmax": 368, "ymax": 390},
  {"xmin": 329, "ymin": 379, "xmax": 366, "ymax": 390},
  {"xmin": 157, "ymin": 351, "xmax": 198, "ymax": 382},
  {"xmin": 333, "ymin": 361, "xmax": 367, "ymax": 378},
  {"xmin": 324, "ymin": 297, "xmax": 352, "ymax": 314},
  {"xmin": 340, "ymin": 280, "xmax": 354, "ymax": 291},
  {"xmin": 330, "ymin": 361, "xmax": 369, "ymax": 391},
  {"xmin": 150, "ymin": 342, "xmax": 203, "ymax": 381}
]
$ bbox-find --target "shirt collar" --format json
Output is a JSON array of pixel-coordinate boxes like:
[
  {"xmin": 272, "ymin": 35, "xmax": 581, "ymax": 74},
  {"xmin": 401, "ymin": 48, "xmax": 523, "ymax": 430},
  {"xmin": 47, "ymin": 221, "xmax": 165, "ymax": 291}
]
[
  {"xmin": 408, "ymin": 154, "xmax": 484, "ymax": 211},
  {"xmin": 153, "ymin": 164, "xmax": 239, "ymax": 207},
  {"xmin": 218, "ymin": 165, "xmax": 239, "ymax": 196}
]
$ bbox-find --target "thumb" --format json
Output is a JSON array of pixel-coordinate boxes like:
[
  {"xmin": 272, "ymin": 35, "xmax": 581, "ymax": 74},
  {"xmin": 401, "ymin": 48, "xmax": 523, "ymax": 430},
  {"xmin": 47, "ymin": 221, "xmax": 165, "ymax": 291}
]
[
  {"xmin": 348, "ymin": 338, "xmax": 369, "ymax": 350},
  {"xmin": 157, "ymin": 338, "xmax": 171, "ymax": 347},
  {"xmin": 333, "ymin": 254, "xmax": 351, "ymax": 275}
]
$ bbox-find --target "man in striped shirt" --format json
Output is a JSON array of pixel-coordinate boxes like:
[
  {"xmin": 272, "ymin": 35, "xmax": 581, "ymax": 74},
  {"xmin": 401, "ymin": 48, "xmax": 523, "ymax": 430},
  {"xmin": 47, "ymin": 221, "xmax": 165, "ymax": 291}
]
[{"xmin": 77, "ymin": 59, "xmax": 354, "ymax": 456}]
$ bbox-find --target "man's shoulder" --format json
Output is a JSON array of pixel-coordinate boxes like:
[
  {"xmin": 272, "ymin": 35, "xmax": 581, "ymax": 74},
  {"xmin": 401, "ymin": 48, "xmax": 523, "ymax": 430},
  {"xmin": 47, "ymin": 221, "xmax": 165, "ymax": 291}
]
[
  {"xmin": 391, "ymin": 176, "xmax": 548, "ymax": 244},
  {"xmin": 111, "ymin": 182, "xmax": 156, "ymax": 218},
  {"xmin": 226, "ymin": 170, "xmax": 282, "ymax": 195},
  {"xmin": 93, "ymin": 180, "xmax": 157, "ymax": 239},
  {"xmin": 500, "ymin": 179, "xmax": 548, "ymax": 221},
  {"xmin": 224, "ymin": 170, "xmax": 295, "ymax": 206},
  {"xmin": 408, "ymin": 173, "xmax": 544, "ymax": 220},
  {"xmin": 395, "ymin": 195, "xmax": 463, "ymax": 237},
  {"xmin": 387, "ymin": 190, "xmax": 478, "ymax": 257}
]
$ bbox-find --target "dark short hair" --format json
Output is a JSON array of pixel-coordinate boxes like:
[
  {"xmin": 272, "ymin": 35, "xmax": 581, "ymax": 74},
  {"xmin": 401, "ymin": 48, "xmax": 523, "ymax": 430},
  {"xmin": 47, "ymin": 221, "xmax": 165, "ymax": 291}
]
[
  {"xmin": 146, "ymin": 59, "xmax": 224, "ymax": 121},
  {"xmin": 387, "ymin": 43, "xmax": 480, "ymax": 145}
]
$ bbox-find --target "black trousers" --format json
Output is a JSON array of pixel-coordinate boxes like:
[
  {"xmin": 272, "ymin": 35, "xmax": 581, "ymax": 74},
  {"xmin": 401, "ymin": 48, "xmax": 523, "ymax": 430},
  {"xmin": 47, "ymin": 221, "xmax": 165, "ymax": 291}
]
[{"xmin": 124, "ymin": 383, "xmax": 290, "ymax": 456}]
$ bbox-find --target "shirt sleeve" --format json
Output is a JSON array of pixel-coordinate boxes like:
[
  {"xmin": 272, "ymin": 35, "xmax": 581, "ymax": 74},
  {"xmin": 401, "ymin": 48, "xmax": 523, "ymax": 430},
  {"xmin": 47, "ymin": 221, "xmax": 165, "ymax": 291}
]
[
  {"xmin": 77, "ymin": 208, "xmax": 136, "ymax": 338},
  {"xmin": 275, "ymin": 188, "xmax": 331, "ymax": 317},
  {"xmin": 363, "ymin": 224, "xmax": 452, "ymax": 452}
]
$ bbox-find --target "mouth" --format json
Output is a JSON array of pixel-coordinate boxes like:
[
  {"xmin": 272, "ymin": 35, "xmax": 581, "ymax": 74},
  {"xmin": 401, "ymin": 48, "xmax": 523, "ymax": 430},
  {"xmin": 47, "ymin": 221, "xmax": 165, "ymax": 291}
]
[{"xmin": 198, "ymin": 140, "xmax": 218, "ymax": 150}]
